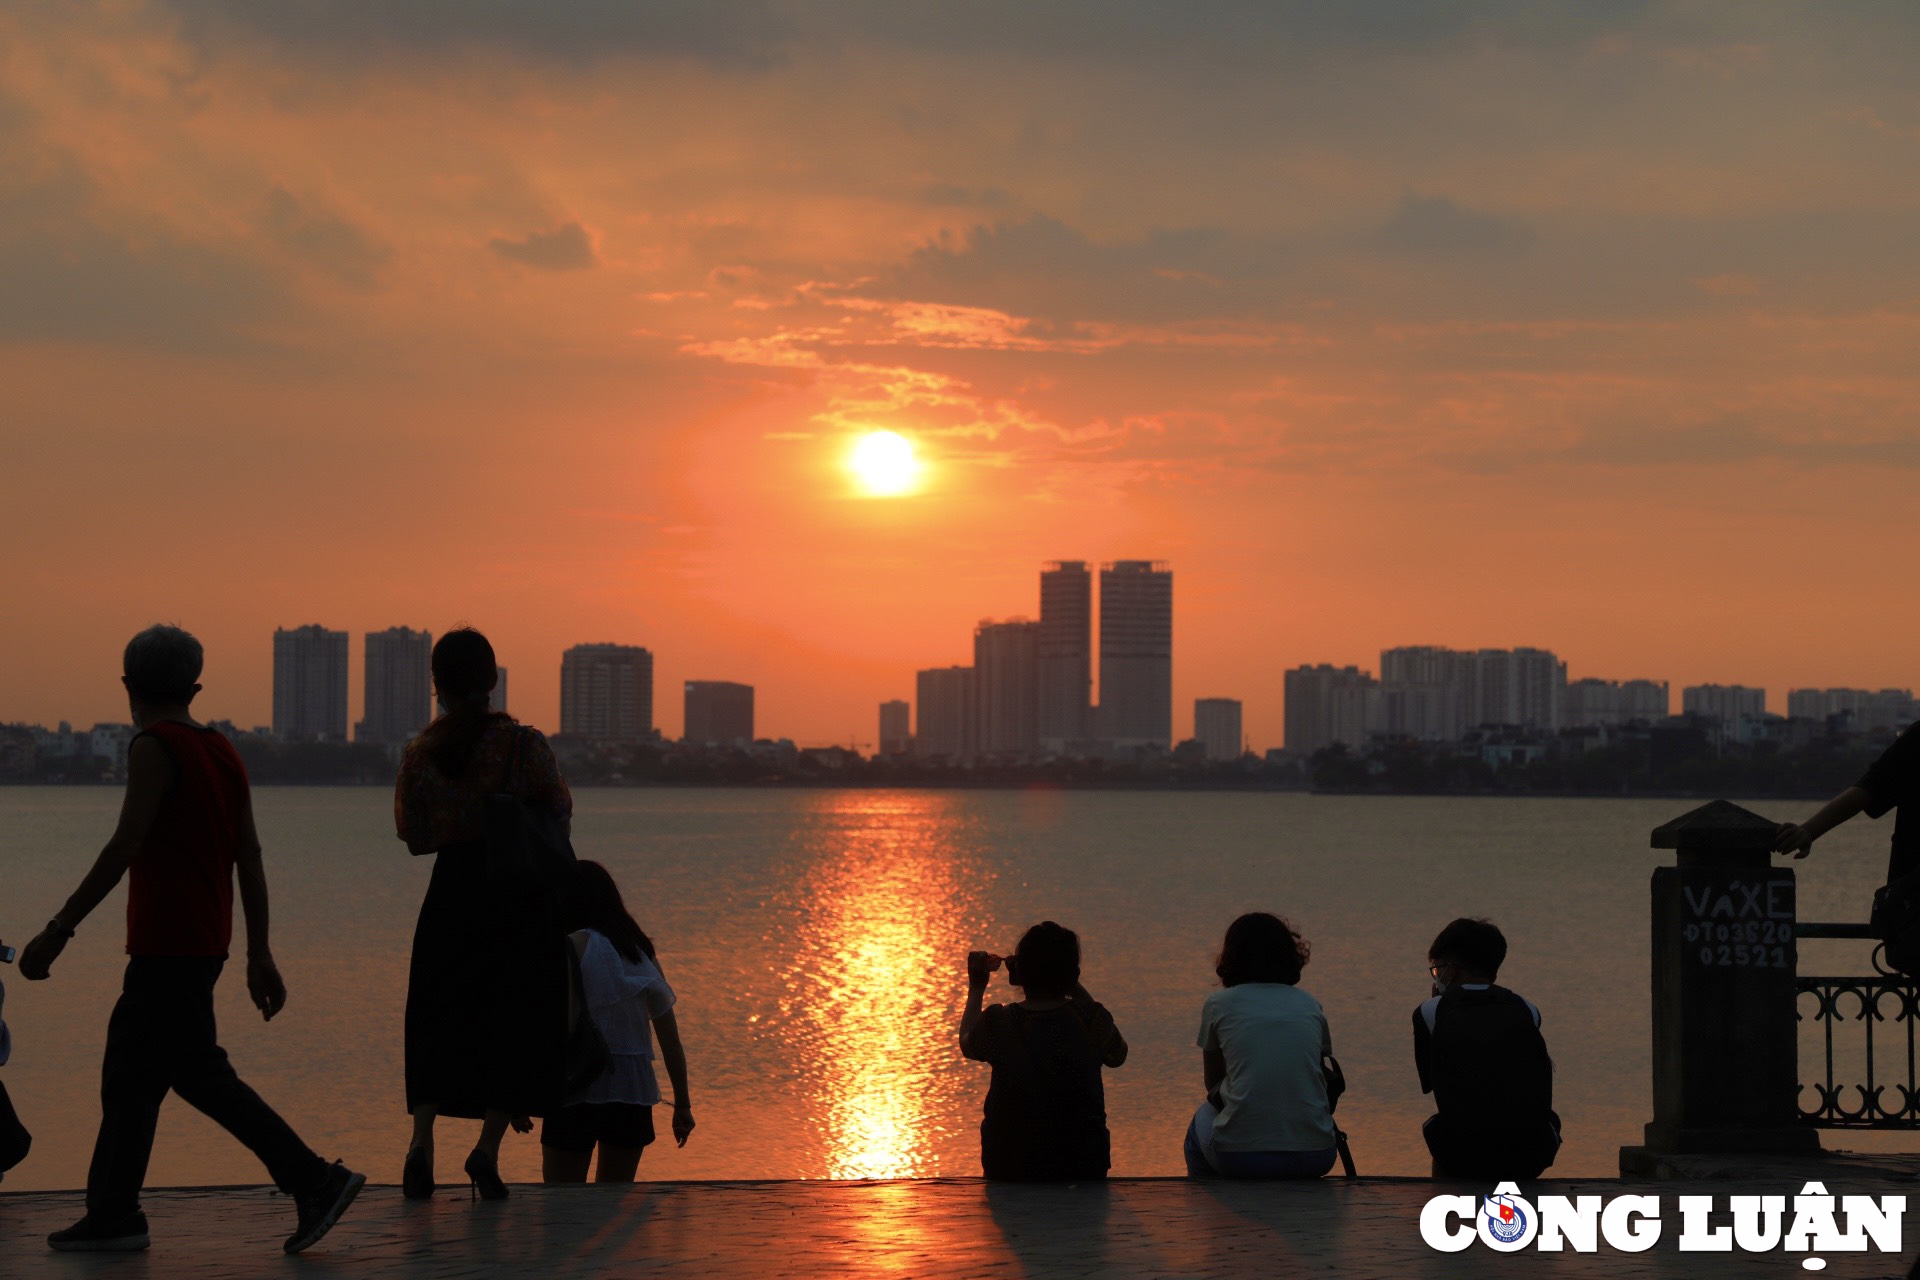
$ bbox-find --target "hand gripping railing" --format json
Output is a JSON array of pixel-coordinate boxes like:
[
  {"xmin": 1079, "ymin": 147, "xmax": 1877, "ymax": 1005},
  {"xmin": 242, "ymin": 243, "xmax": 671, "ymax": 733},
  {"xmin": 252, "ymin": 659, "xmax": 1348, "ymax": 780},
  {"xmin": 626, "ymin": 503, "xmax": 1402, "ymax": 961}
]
[{"xmin": 1794, "ymin": 921, "xmax": 1920, "ymax": 1128}]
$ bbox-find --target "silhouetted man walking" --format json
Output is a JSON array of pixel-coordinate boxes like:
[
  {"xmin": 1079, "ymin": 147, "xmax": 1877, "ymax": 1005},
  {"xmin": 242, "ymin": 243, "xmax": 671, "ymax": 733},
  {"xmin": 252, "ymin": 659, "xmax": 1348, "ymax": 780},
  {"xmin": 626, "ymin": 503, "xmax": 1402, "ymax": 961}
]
[{"xmin": 19, "ymin": 625, "xmax": 363, "ymax": 1254}]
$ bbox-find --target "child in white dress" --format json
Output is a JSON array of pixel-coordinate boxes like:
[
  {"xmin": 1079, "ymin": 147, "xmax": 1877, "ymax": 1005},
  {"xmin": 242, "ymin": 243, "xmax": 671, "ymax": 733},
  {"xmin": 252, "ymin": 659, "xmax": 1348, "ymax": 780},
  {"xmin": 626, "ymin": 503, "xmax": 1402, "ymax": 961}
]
[{"xmin": 541, "ymin": 861, "xmax": 694, "ymax": 1183}]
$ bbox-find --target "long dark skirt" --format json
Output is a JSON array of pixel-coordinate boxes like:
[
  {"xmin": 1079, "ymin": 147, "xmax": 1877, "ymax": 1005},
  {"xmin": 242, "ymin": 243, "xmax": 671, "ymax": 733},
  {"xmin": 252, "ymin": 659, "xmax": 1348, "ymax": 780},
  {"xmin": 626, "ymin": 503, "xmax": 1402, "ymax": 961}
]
[{"xmin": 405, "ymin": 842, "xmax": 569, "ymax": 1119}]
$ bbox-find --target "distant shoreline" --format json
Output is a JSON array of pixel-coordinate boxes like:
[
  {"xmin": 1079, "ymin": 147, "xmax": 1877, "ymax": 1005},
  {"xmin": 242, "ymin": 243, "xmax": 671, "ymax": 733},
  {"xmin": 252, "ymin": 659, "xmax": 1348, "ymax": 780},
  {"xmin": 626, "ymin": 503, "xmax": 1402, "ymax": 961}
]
[{"xmin": 0, "ymin": 778, "xmax": 1832, "ymax": 801}]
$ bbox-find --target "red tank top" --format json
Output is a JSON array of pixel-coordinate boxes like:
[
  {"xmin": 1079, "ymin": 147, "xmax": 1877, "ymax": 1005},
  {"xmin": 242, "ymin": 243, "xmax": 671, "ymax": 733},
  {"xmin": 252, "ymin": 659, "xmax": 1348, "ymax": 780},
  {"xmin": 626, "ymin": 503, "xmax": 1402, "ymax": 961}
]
[{"xmin": 126, "ymin": 721, "xmax": 249, "ymax": 957}]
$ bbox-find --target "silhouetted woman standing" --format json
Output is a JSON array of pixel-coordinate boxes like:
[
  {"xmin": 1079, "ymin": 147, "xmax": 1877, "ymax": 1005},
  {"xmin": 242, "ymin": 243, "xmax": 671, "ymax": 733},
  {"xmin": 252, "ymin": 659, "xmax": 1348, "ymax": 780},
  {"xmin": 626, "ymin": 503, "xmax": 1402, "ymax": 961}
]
[{"xmin": 394, "ymin": 629, "xmax": 571, "ymax": 1200}]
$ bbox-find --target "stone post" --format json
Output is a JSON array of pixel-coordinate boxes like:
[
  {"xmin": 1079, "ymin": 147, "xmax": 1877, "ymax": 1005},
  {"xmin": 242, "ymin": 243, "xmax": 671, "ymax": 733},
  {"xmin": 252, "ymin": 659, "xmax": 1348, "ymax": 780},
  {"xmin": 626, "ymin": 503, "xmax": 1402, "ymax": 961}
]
[{"xmin": 1620, "ymin": 800, "xmax": 1818, "ymax": 1172}]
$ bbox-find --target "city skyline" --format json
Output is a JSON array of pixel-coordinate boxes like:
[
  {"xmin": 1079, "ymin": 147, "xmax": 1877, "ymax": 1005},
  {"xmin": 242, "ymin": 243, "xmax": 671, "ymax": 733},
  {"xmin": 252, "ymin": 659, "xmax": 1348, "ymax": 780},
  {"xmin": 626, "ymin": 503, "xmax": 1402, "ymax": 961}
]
[
  {"xmin": 6, "ymin": 614, "xmax": 1912, "ymax": 756},
  {"xmin": 5, "ymin": 7, "xmax": 1919, "ymax": 750}
]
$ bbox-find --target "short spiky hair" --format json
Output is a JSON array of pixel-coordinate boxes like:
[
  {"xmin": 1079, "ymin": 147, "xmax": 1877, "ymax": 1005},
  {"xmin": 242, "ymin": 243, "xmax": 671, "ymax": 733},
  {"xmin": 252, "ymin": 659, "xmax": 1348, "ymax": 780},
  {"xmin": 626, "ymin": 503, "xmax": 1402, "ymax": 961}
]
[
  {"xmin": 1429, "ymin": 917, "xmax": 1508, "ymax": 978},
  {"xmin": 123, "ymin": 625, "xmax": 203, "ymax": 703}
]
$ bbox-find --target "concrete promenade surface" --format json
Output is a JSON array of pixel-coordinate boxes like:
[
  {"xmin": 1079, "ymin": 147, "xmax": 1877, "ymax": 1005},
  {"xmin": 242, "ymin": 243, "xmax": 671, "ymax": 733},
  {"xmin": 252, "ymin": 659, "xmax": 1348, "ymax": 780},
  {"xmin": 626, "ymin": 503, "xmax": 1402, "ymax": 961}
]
[{"xmin": 1, "ymin": 1177, "xmax": 1916, "ymax": 1279}]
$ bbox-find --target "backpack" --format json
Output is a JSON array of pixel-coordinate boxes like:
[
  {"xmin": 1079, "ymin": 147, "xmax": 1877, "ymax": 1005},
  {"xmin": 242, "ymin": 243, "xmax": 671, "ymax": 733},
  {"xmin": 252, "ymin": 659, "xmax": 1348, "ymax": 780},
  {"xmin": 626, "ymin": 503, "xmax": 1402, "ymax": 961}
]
[
  {"xmin": 483, "ymin": 728, "xmax": 577, "ymax": 891},
  {"xmin": 1870, "ymin": 872, "xmax": 1920, "ymax": 978}
]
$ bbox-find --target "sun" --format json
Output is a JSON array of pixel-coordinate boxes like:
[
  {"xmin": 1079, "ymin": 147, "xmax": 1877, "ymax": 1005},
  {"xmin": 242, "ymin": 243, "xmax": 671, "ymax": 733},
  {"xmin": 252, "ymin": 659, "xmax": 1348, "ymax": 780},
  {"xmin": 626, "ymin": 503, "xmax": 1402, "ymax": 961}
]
[{"xmin": 847, "ymin": 430, "xmax": 922, "ymax": 497}]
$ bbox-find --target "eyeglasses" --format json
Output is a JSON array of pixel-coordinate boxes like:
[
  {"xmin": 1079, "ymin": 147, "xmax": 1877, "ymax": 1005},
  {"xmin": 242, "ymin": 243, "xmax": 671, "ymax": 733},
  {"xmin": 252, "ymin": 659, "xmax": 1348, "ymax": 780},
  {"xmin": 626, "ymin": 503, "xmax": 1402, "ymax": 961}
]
[{"xmin": 1428, "ymin": 963, "xmax": 1452, "ymax": 980}]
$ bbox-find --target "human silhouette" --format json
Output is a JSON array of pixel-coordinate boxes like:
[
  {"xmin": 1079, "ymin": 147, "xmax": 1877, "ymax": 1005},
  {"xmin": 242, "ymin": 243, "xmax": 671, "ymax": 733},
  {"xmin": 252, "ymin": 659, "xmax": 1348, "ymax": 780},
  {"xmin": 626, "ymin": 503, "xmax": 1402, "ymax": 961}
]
[
  {"xmin": 1414, "ymin": 917, "xmax": 1559, "ymax": 1180},
  {"xmin": 542, "ymin": 860, "xmax": 693, "ymax": 1183},
  {"xmin": 1185, "ymin": 912, "xmax": 1340, "ymax": 1179},
  {"xmin": 1775, "ymin": 719, "xmax": 1920, "ymax": 878},
  {"xmin": 959, "ymin": 921, "xmax": 1127, "ymax": 1181},
  {"xmin": 0, "ymin": 957, "xmax": 29, "ymax": 1181},
  {"xmin": 395, "ymin": 627, "xmax": 571, "ymax": 1200},
  {"xmin": 17, "ymin": 625, "xmax": 363, "ymax": 1253}
]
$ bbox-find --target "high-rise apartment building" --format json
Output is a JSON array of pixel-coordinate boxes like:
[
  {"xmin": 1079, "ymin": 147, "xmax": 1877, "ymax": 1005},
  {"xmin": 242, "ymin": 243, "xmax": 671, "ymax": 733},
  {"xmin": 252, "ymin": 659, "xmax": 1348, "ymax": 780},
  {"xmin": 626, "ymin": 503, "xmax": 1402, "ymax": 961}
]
[
  {"xmin": 1565, "ymin": 678, "xmax": 1669, "ymax": 727},
  {"xmin": 1099, "ymin": 560, "xmax": 1173, "ymax": 749},
  {"xmin": 273, "ymin": 624, "xmax": 349, "ymax": 742},
  {"xmin": 683, "ymin": 681, "xmax": 754, "ymax": 746},
  {"xmin": 975, "ymin": 619, "xmax": 1040, "ymax": 757},
  {"xmin": 1787, "ymin": 687, "xmax": 1917, "ymax": 733},
  {"xmin": 878, "ymin": 700, "xmax": 911, "ymax": 755},
  {"xmin": 1378, "ymin": 645, "xmax": 1565, "ymax": 739},
  {"xmin": 1194, "ymin": 698, "xmax": 1243, "ymax": 762},
  {"xmin": 358, "ymin": 626, "xmax": 433, "ymax": 745},
  {"xmin": 560, "ymin": 644, "xmax": 653, "ymax": 741},
  {"xmin": 1682, "ymin": 684, "xmax": 1767, "ymax": 723},
  {"xmin": 915, "ymin": 666, "xmax": 977, "ymax": 760},
  {"xmin": 491, "ymin": 666, "xmax": 509, "ymax": 714},
  {"xmin": 1283, "ymin": 664, "xmax": 1380, "ymax": 754},
  {"xmin": 1037, "ymin": 561, "xmax": 1092, "ymax": 750},
  {"xmin": 1379, "ymin": 645, "xmax": 1473, "ymax": 741}
]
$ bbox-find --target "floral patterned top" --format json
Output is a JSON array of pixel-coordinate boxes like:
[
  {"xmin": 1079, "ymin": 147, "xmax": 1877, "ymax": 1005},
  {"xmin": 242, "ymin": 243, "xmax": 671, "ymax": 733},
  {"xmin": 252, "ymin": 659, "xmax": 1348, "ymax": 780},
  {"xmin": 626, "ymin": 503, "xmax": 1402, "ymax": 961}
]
[{"xmin": 395, "ymin": 716, "xmax": 573, "ymax": 852}]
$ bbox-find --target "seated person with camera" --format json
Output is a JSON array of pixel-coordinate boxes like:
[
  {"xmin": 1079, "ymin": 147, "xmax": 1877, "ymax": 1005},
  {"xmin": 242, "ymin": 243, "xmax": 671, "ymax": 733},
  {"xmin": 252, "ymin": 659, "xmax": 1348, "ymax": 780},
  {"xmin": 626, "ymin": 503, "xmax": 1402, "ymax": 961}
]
[
  {"xmin": 1414, "ymin": 917, "xmax": 1560, "ymax": 1180},
  {"xmin": 959, "ymin": 921, "xmax": 1127, "ymax": 1181}
]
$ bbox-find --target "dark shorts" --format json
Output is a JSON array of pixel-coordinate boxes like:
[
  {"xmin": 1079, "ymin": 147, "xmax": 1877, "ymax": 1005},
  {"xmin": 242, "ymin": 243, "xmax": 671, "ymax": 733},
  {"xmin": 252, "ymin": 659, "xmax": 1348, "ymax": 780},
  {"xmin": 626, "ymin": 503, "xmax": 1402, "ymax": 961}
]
[{"xmin": 541, "ymin": 1102, "xmax": 656, "ymax": 1153}]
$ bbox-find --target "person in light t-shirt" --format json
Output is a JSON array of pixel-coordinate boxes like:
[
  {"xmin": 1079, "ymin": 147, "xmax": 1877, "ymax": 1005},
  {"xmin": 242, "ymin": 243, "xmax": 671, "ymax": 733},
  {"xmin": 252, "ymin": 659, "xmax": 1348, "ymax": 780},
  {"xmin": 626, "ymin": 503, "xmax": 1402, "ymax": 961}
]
[
  {"xmin": 541, "ymin": 860, "xmax": 693, "ymax": 1183},
  {"xmin": 1185, "ymin": 912, "xmax": 1339, "ymax": 1179}
]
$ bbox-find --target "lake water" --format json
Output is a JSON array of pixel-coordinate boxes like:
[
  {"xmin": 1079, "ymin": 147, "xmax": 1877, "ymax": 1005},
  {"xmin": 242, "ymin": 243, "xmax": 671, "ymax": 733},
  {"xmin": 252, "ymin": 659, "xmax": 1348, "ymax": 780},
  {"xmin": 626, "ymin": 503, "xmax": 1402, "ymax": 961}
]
[{"xmin": 0, "ymin": 786, "xmax": 1898, "ymax": 1191}]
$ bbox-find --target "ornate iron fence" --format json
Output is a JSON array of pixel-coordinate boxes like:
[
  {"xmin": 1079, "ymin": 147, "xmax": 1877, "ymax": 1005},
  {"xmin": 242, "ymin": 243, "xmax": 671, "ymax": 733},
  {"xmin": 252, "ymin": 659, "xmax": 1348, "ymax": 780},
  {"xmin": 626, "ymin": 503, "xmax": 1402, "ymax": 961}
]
[{"xmin": 1795, "ymin": 921, "xmax": 1920, "ymax": 1128}]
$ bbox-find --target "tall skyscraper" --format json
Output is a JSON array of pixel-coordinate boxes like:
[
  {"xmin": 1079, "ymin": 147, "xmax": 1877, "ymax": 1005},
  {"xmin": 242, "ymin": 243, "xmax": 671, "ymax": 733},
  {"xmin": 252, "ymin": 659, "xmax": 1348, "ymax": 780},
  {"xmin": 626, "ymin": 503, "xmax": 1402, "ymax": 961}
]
[
  {"xmin": 1099, "ymin": 560, "xmax": 1173, "ymax": 749},
  {"xmin": 1283, "ymin": 664, "xmax": 1380, "ymax": 753},
  {"xmin": 974, "ymin": 619, "xmax": 1040, "ymax": 757},
  {"xmin": 491, "ymin": 666, "xmax": 509, "ymax": 714},
  {"xmin": 878, "ymin": 700, "xmax": 912, "ymax": 756},
  {"xmin": 272, "ymin": 624, "xmax": 348, "ymax": 742},
  {"xmin": 915, "ymin": 666, "xmax": 976, "ymax": 760},
  {"xmin": 560, "ymin": 644, "xmax": 653, "ymax": 741},
  {"xmin": 1194, "ymin": 698, "xmax": 1243, "ymax": 762},
  {"xmin": 683, "ymin": 681, "xmax": 754, "ymax": 745},
  {"xmin": 1037, "ymin": 561, "xmax": 1092, "ymax": 750},
  {"xmin": 358, "ymin": 626, "xmax": 433, "ymax": 745}
]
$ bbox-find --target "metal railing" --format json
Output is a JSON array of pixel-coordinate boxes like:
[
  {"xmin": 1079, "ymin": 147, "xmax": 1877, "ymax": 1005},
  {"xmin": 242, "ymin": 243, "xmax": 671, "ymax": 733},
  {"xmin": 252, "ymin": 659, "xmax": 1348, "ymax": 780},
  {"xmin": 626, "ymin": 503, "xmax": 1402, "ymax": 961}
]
[{"xmin": 1795, "ymin": 921, "xmax": 1920, "ymax": 1128}]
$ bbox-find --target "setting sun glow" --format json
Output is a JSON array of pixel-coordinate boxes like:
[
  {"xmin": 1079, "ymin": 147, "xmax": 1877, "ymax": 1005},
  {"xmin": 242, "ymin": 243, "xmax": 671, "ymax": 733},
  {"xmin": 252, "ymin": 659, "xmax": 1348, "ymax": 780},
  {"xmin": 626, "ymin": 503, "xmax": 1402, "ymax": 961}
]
[{"xmin": 847, "ymin": 431, "xmax": 921, "ymax": 497}]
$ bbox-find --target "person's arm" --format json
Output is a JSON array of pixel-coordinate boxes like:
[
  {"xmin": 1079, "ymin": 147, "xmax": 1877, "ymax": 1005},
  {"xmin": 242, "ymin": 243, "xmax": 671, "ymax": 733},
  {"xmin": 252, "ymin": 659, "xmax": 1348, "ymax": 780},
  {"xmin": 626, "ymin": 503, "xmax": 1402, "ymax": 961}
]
[
  {"xmin": 1202, "ymin": 1047, "xmax": 1226, "ymax": 1094},
  {"xmin": 1088, "ymin": 998, "xmax": 1129, "ymax": 1067},
  {"xmin": 653, "ymin": 1009, "xmax": 695, "ymax": 1146},
  {"xmin": 234, "ymin": 795, "xmax": 287, "ymax": 1021},
  {"xmin": 1773, "ymin": 786, "xmax": 1871, "ymax": 859},
  {"xmin": 19, "ymin": 734, "xmax": 172, "ymax": 980},
  {"xmin": 394, "ymin": 747, "xmax": 436, "ymax": 855},
  {"xmin": 959, "ymin": 951, "xmax": 1000, "ymax": 1057}
]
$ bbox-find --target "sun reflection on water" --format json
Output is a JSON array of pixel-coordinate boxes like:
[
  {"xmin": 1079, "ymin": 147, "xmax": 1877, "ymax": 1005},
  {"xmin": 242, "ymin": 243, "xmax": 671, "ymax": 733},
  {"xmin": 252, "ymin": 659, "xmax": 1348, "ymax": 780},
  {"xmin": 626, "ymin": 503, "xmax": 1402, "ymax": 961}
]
[{"xmin": 772, "ymin": 791, "xmax": 986, "ymax": 1179}]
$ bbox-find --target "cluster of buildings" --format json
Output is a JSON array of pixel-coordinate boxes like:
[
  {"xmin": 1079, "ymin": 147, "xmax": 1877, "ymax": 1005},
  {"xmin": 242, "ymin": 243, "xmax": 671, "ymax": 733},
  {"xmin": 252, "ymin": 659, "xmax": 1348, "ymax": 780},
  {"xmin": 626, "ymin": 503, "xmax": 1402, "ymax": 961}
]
[
  {"xmin": 556, "ymin": 643, "xmax": 754, "ymax": 747},
  {"xmin": 6, "ymin": 612, "xmax": 1916, "ymax": 784},
  {"xmin": 877, "ymin": 560, "xmax": 1243, "ymax": 764},
  {"xmin": 1282, "ymin": 644, "xmax": 1917, "ymax": 759},
  {"xmin": 266, "ymin": 629, "xmax": 757, "ymax": 750},
  {"xmin": 269, "ymin": 625, "xmax": 502, "ymax": 745}
]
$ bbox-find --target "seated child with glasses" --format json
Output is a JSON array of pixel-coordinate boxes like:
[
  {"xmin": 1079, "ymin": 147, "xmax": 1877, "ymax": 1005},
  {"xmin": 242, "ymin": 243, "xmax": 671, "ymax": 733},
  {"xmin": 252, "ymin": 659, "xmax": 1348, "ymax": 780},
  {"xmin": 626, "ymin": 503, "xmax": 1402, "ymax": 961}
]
[{"xmin": 1413, "ymin": 917, "xmax": 1560, "ymax": 1180}]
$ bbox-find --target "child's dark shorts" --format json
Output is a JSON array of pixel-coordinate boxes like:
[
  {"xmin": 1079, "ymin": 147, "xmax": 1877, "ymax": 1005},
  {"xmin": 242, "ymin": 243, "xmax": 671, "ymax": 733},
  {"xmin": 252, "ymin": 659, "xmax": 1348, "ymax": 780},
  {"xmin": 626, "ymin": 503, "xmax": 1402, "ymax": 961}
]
[{"xmin": 540, "ymin": 1102, "xmax": 656, "ymax": 1152}]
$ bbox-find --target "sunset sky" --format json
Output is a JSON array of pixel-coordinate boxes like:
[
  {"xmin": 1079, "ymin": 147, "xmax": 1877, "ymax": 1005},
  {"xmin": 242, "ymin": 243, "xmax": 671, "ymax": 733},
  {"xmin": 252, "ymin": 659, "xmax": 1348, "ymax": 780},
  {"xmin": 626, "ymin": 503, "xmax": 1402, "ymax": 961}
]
[{"xmin": 5, "ymin": 2, "xmax": 1919, "ymax": 747}]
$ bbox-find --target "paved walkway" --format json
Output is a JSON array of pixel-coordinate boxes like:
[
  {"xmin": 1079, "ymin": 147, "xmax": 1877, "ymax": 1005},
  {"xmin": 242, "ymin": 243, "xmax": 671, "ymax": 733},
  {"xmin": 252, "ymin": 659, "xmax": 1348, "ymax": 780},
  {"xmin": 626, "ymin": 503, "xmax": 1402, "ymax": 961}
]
[{"xmin": 1, "ymin": 1177, "xmax": 1914, "ymax": 1278}]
